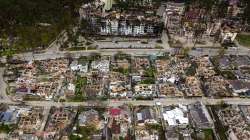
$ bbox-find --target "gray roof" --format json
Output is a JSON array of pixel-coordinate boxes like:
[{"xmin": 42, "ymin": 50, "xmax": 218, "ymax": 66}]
[
  {"xmin": 229, "ymin": 80, "xmax": 250, "ymax": 90},
  {"xmin": 0, "ymin": 112, "xmax": 13, "ymax": 122}
]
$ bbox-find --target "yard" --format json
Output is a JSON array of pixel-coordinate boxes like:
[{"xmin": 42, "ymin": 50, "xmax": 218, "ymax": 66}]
[
  {"xmin": 0, "ymin": 124, "xmax": 15, "ymax": 133},
  {"xmin": 69, "ymin": 76, "xmax": 88, "ymax": 102},
  {"xmin": 202, "ymin": 129, "xmax": 215, "ymax": 140},
  {"xmin": 208, "ymin": 106, "xmax": 229, "ymax": 140},
  {"xmin": 237, "ymin": 34, "xmax": 250, "ymax": 48}
]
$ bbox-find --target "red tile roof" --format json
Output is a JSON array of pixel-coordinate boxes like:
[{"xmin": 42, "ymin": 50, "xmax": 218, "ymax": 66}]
[{"xmin": 110, "ymin": 108, "xmax": 121, "ymax": 116}]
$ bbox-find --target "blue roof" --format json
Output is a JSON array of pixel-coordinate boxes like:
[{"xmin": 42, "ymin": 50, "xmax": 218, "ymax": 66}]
[{"xmin": 0, "ymin": 112, "xmax": 13, "ymax": 122}]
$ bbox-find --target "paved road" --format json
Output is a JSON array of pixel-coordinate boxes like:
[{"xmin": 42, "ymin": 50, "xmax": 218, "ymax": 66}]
[
  {"xmin": 189, "ymin": 47, "xmax": 250, "ymax": 57},
  {"xmin": 13, "ymin": 49, "xmax": 167, "ymax": 61},
  {"xmin": 2, "ymin": 98, "xmax": 250, "ymax": 107},
  {"xmin": 11, "ymin": 46, "xmax": 250, "ymax": 61},
  {"xmin": 96, "ymin": 40, "xmax": 157, "ymax": 49}
]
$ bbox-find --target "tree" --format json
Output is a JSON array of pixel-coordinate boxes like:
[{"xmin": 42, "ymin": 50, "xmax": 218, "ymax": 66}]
[
  {"xmin": 218, "ymin": 100, "xmax": 228, "ymax": 108},
  {"xmin": 180, "ymin": 47, "xmax": 190, "ymax": 56},
  {"xmin": 0, "ymin": 124, "xmax": 14, "ymax": 133},
  {"xmin": 218, "ymin": 48, "xmax": 226, "ymax": 57},
  {"xmin": 185, "ymin": 62, "xmax": 198, "ymax": 76},
  {"xmin": 0, "ymin": 0, "xmax": 83, "ymax": 53},
  {"xmin": 89, "ymin": 52, "xmax": 101, "ymax": 61},
  {"xmin": 217, "ymin": 0, "xmax": 229, "ymax": 18},
  {"xmin": 185, "ymin": 0, "xmax": 218, "ymax": 12},
  {"xmin": 65, "ymin": 52, "xmax": 74, "ymax": 64},
  {"xmin": 242, "ymin": 0, "xmax": 250, "ymax": 24},
  {"xmin": 213, "ymin": 30, "xmax": 221, "ymax": 46}
]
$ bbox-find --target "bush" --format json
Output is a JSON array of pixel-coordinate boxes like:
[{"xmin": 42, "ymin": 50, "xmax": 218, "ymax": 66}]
[
  {"xmin": 68, "ymin": 47, "xmax": 86, "ymax": 51},
  {"xmin": 85, "ymin": 42, "xmax": 92, "ymax": 45},
  {"xmin": 155, "ymin": 45, "xmax": 163, "ymax": 49},
  {"xmin": 75, "ymin": 76, "xmax": 87, "ymax": 93},
  {"xmin": 89, "ymin": 53, "xmax": 101, "ymax": 61},
  {"xmin": 140, "ymin": 77, "xmax": 155, "ymax": 84},
  {"xmin": 185, "ymin": 62, "xmax": 198, "ymax": 76},
  {"xmin": 237, "ymin": 34, "xmax": 250, "ymax": 47},
  {"xmin": 221, "ymin": 71, "xmax": 237, "ymax": 80},
  {"xmin": 0, "ymin": 124, "xmax": 14, "ymax": 133},
  {"xmin": 156, "ymin": 40, "xmax": 162, "ymax": 43},
  {"xmin": 114, "ymin": 67, "xmax": 129, "ymax": 75},
  {"xmin": 144, "ymin": 67, "xmax": 156, "ymax": 78}
]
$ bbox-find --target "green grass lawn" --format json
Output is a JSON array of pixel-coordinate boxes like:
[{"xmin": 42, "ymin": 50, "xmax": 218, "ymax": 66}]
[
  {"xmin": 237, "ymin": 34, "xmax": 250, "ymax": 47},
  {"xmin": 0, "ymin": 124, "xmax": 15, "ymax": 133},
  {"xmin": 68, "ymin": 47, "xmax": 86, "ymax": 51},
  {"xmin": 155, "ymin": 45, "xmax": 164, "ymax": 49},
  {"xmin": 202, "ymin": 129, "xmax": 214, "ymax": 140},
  {"xmin": 113, "ymin": 67, "xmax": 130, "ymax": 76}
]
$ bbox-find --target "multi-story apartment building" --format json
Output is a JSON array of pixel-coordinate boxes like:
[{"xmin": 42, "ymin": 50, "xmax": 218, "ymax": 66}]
[{"xmin": 79, "ymin": 0, "xmax": 163, "ymax": 37}]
